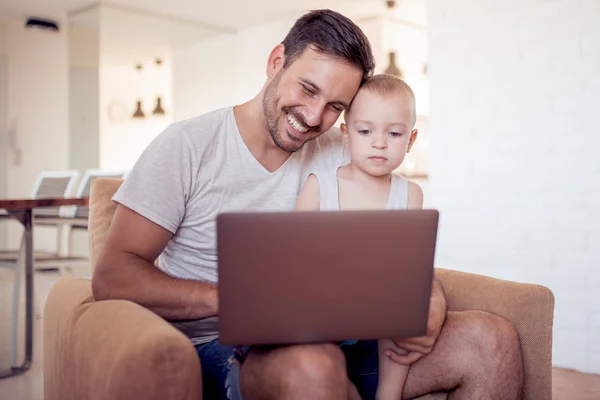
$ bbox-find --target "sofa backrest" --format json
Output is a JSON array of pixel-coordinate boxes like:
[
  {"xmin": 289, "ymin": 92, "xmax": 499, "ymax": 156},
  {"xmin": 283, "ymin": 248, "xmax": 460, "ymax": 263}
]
[{"xmin": 88, "ymin": 178, "xmax": 124, "ymax": 274}]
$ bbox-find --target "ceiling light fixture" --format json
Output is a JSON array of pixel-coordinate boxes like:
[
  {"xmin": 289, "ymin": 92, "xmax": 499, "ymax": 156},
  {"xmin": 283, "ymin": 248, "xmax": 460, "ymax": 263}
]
[
  {"xmin": 25, "ymin": 18, "xmax": 59, "ymax": 33},
  {"xmin": 384, "ymin": 51, "xmax": 402, "ymax": 78},
  {"xmin": 132, "ymin": 64, "xmax": 145, "ymax": 119},
  {"xmin": 383, "ymin": 0, "xmax": 402, "ymax": 78},
  {"xmin": 152, "ymin": 58, "xmax": 166, "ymax": 116}
]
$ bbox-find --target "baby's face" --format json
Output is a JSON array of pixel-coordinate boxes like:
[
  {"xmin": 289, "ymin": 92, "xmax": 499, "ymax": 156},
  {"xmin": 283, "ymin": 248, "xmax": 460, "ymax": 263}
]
[{"xmin": 342, "ymin": 89, "xmax": 417, "ymax": 177}]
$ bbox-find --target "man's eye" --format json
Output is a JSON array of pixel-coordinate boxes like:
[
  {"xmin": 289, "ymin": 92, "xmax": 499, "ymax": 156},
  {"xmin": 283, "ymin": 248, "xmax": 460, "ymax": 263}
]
[{"xmin": 302, "ymin": 85, "xmax": 315, "ymax": 96}]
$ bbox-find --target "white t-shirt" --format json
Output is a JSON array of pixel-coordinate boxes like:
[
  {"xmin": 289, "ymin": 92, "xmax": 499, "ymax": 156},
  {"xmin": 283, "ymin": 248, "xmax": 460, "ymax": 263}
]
[{"xmin": 112, "ymin": 106, "xmax": 347, "ymax": 344}]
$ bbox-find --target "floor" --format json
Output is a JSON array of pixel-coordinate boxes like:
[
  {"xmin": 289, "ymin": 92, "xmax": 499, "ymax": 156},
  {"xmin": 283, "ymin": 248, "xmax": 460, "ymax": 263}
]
[
  {"xmin": 553, "ymin": 368, "xmax": 600, "ymax": 400},
  {"xmin": 1, "ymin": 270, "xmax": 600, "ymax": 399}
]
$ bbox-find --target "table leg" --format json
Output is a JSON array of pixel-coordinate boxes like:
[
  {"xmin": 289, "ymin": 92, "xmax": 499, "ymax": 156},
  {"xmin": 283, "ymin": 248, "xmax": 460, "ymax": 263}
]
[
  {"xmin": 23, "ymin": 208, "xmax": 33, "ymax": 370},
  {"xmin": 0, "ymin": 209, "xmax": 33, "ymax": 379}
]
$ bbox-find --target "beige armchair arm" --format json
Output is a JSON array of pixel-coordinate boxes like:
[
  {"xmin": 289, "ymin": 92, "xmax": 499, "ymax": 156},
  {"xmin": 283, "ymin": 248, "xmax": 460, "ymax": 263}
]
[
  {"xmin": 436, "ymin": 268, "xmax": 555, "ymax": 400},
  {"xmin": 44, "ymin": 275, "xmax": 202, "ymax": 400}
]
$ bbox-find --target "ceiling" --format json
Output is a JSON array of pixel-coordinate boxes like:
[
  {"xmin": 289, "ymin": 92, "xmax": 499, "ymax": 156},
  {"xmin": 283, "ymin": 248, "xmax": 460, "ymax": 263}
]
[
  {"xmin": 67, "ymin": 5, "xmax": 222, "ymax": 67},
  {"xmin": 0, "ymin": 0, "xmax": 427, "ymax": 32},
  {"xmin": 0, "ymin": 0, "xmax": 426, "ymax": 67}
]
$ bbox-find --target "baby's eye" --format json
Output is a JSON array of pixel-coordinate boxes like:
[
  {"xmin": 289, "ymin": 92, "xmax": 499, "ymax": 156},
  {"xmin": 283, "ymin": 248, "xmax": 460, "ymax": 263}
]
[
  {"xmin": 389, "ymin": 131, "xmax": 402, "ymax": 137},
  {"xmin": 358, "ymin": 130, "xmax": 371, "ymax": 135}
]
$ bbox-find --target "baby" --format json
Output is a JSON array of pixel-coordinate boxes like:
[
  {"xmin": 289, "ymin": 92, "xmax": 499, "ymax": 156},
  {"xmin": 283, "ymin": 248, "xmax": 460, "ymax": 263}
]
[{"xmin": 294, "ymin": 74, "xmax": 423, "ymax": 400}]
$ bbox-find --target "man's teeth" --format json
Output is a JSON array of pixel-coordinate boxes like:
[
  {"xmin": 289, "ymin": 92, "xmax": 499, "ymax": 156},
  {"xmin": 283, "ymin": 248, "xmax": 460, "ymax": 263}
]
[{"xmin": 287, "ymin": 113, "xmax": 309, "ymax": 133}]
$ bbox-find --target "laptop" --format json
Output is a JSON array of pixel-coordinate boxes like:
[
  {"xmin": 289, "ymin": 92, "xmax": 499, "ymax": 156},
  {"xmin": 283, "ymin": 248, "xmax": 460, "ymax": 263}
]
[{"xmin": 216, "ymin": 209, "xmax": 439, "ymax": 346}]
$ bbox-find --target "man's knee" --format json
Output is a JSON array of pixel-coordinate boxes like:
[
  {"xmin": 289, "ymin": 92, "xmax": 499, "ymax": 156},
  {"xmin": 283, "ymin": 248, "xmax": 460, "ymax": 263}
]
[
  {"xmin": 403, "ymin": 312, "xmax": 524, "ymax": 399},
  {"xmin": 458, "ymin": 310, "xmax": 524, "ymax": 392},
  {"xmin": 466, "ymin": 311, "xmax": 522, "ymax": 364},
  {"xmin": 282, "ymin": 343, "xmax": 347, "ymax": 390},
  {"xmin": 241, "ymin": 343, "xmax": 347, "ymax": 399}
]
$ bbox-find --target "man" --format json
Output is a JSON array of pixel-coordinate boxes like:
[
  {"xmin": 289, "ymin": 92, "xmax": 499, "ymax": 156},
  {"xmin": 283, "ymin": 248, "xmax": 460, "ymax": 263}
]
[{"xmin": 92, "ymin": 9, "xmax": 524, "ymax": 400}]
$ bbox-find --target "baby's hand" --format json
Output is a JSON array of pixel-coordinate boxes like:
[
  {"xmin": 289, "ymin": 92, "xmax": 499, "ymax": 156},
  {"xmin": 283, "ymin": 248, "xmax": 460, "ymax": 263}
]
[{"xmin": 383, "ymin": 340, "xmax": 409, "ymax": 356}]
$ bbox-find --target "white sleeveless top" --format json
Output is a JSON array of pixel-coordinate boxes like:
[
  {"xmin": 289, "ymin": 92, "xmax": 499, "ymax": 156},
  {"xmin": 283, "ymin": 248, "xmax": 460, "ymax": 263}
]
[{"xmin": 312, "ymin": 167, "xmax": 409, "ymax": 211}]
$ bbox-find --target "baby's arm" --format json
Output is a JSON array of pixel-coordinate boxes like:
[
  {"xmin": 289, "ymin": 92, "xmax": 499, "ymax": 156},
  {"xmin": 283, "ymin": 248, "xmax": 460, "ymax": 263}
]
[
  {"xmin": 374, "ymin": 181, "xmax": 424, "ymax": 400},
  {"xmin": 377, "ymin": 338, "xmax": 409, "ymax": 400},
  {"xmin": 407, "ymin": 181, "xmax": 424, "ymax": 210},
  {"xmin": 294, "ymin": 173, "xmax": 320, "ymax": 211}
]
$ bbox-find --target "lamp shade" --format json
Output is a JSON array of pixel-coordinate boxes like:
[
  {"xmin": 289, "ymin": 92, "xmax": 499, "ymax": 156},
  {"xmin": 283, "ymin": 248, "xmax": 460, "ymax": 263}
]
[
  {"xmin": 152, "ymin": 97, "xmax": 166, "ymax": 116},
  {"xmin": 384, "ymin": 51, "xmax": 402, "ymax": 78}
]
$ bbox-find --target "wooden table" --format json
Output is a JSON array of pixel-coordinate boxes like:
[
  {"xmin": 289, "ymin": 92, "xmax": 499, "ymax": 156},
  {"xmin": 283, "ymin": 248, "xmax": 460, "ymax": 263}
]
[{"xmin": 0, "ymin": 197, "xmax": 88, "ymax": 379}]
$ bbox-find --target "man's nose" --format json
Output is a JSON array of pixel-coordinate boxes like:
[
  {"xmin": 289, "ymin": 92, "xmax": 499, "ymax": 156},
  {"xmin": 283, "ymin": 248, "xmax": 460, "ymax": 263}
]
[{"xmin": 304, "ymin": 101, "xmax": 325, "ymax": 127}]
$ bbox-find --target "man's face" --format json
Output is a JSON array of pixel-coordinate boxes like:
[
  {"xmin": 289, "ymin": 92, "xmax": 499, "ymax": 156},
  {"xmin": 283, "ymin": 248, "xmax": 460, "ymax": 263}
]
[{"xmin": 263, "ymin": 46, "xmax": 363, "ymax": 153}]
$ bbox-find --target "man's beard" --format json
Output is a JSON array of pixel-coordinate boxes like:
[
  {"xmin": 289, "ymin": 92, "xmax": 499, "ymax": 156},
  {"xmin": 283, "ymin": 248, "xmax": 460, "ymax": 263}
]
[{"xmin": 262, "ymin": 72, "xmax": 316, "ymax": 153}]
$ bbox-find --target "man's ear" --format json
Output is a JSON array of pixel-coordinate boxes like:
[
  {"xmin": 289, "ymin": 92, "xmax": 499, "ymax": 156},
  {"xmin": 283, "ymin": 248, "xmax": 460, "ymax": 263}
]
[
  {"xmin": 266, "ymin": 44, "xmax": 285, "ymax": 79},
  {"xmin": 407, "ymin": 129, "xmax": 419, "ymax": 153}
]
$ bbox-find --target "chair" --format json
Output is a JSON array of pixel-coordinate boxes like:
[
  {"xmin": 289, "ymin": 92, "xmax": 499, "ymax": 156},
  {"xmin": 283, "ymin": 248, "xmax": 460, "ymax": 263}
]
[
  {"xmin": 0, "ymin": 170, "xmax": 80, "ymax": 265},
  {"xmin": 43, "ymin": 178, "xmax": 555, "ymax": 400},
  {"xmin": 29, "ymin": 170, "xmax": 80, "ymax": 219},
  {"xmin": 33, "ymin": 169, "xmax": 125, "ymax": 274},
  {"xmin": 60, "ymin": 169, "xmax": 127, "ymax": 259}
]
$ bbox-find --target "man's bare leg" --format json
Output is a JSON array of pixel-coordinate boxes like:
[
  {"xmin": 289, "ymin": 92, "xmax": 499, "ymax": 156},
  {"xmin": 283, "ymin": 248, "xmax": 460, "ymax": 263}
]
[
  {"xmin": 402, "ymin": 310, "xmax": 524, "ymax": 400},
  {"xmin": 239, "ymin": 343, "xmax": 349, "ymax": 400},
  {"xmin": 376, "ymin": 339, "xmax": 409, "ymax": 400}
]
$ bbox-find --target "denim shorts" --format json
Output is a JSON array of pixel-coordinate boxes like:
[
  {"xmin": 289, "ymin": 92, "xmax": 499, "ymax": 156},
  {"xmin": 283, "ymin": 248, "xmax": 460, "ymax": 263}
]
[{"xmin": 195, "ymin": 339, "xmax": 380, "ymax": 400}]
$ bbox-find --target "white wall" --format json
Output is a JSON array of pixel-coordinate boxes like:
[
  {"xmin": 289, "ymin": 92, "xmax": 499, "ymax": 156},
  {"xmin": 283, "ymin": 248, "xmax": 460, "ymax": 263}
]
[
  {"xmin": 173, "ymin": 33, "xmax": 238, "ymax": 121},
  {"xmin": 69, "ymin": 7, "xmax": 101, "ymax": 174},
  {"xmin": 69, "ymin": 66, "xmax": 100, "ymax": 172},
  {"xmin": 235, "ymin": 17, "xmax": 302, "ymax": 103},
  {"xmin": 173, "ymin": 16, "xmax": 301, "ymax": 120},
  {"xmin": 1, "ymin": 19, "xmax": 70, "ymax": 250},
  {"xmin": 428, "ymin": 0, "xmax": 600, "ymax": 373},
  {"xmin": 173, "ymin": 12, "xmax": 430, "ymax": 124}
]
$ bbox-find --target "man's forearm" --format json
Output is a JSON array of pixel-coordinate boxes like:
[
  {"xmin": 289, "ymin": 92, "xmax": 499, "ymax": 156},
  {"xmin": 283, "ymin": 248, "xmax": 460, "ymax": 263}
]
[{"xmin": 92, "ymin": 252, "xmax": 218, "ymax": 321}]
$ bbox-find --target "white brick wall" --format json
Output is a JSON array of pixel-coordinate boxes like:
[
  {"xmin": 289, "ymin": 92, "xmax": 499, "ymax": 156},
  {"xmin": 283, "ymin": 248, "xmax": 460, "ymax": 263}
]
[{"xmin": 427, "ymin": 0, "xmax": 600, "ymax": 373}]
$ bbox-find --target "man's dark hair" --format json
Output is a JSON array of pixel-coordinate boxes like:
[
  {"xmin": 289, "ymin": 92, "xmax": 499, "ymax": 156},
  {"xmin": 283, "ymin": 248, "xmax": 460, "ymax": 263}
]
[{"xmin": 281, "ymin": 9, "xmax": 375, "ymax": 83}]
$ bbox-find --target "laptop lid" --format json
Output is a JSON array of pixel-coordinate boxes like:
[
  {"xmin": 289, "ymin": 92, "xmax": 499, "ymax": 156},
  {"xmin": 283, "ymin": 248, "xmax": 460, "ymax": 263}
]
[{"xmin": 217, "ymin": 209, "xmax": 439, "ymax": 346}]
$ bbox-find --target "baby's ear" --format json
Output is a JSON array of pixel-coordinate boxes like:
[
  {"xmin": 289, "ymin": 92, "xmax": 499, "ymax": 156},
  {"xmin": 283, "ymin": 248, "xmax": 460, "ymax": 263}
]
[
  {"xmin": 407, "ymin": 128, "xmax": 419, "ymax": 153},
  {"xmin": 340, "ymin": 123, "xmax": 348, "ymax": 142}
]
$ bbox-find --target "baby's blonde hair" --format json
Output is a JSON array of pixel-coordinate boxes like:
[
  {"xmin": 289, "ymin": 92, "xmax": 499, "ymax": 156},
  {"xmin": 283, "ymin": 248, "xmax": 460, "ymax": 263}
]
[{"xmin": 345, "ymin": 74, "xmax": 416, "ymax": 126}]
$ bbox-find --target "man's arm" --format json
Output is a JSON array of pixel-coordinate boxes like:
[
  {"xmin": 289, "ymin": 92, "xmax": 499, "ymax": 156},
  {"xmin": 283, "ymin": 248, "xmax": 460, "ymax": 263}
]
[{"xmin": 92, "ymin": 204, "xmax": 218, "ymax": 321}]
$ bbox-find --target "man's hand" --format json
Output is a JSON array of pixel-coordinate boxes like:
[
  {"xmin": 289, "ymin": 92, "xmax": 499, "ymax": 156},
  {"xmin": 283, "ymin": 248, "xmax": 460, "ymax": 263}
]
[{"xmin": 385, "ymin": 275, "xmax": 447, "ymax": 365}]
